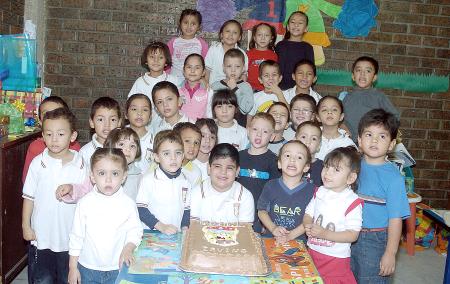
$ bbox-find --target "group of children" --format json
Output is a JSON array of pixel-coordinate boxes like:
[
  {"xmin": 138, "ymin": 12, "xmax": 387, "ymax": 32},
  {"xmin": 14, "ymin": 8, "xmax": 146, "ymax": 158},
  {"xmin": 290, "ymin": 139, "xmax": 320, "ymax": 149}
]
[{"xmin": 21, "ymin": 8, "xmax": 409, "ymax": 284}]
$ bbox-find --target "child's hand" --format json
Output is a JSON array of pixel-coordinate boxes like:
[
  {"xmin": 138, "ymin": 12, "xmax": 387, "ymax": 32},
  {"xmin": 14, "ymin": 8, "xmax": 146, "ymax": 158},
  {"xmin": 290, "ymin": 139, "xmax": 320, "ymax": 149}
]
[
  {"xmin": 226, "ymin": 78, "xmax": 237, "ymax": 90},
  {"xmin": 379, "ymin": 251, "xmax": 396, "ymax": 276},
  {"xmin": 68, "ymin": 267, "xmax": 81, "ymax": 284},
  {"xmin": 272, "ymin": 226, "xmax": 289, "ymax": 237},
  {"xmin": 23, "ymin": 226, "xmax": 36, "ymax": 241},
  {"xmin": 304, "ymin": 223, "xmax": 312, "ymax": 237},
  {"xmin": 55, "ymin": 184, "xmax": 73, "ymax": 201},
  {"xmin": 119, "ymin": 243, "xmax": 136, "ymax": 269},
  {"xmin": 155, "ymin": 222, "xmax": 178, "ymax": 235},
  {"xmin": 308, "ymin": 223, "xmax": 326, "ymax": 239},
  {"xmin": 275, "ymin": 235, "xmax": 288, "ymax": 245}
]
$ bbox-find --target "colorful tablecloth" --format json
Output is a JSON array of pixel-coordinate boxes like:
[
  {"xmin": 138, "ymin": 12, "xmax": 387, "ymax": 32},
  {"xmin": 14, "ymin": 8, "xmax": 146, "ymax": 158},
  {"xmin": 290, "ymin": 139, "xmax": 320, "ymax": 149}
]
[{"xmin": 115, "ymin": 230, "xmax": 323, "ymax": 284}]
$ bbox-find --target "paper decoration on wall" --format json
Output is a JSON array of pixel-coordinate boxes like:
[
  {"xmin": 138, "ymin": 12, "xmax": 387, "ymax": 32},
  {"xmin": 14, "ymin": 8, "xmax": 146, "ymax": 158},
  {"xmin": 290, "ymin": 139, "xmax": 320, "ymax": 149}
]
[
  {"xmin": 236, "ymin": 0, "xmax": 287, "ymax": 34},
  {"xmin": 197, "ymin": 0, "xmax": 237, "ymax": 33},
  {"xmin": 285, "ymin": 0, "xmax": 342, "ymax": 65},
  {"xmin": 333, "ymin": 0, "xmax": 378, "ymax": 38},
  {"xmin": 317, "ymin": 69, "xmax": 449, "ymax": 93}
]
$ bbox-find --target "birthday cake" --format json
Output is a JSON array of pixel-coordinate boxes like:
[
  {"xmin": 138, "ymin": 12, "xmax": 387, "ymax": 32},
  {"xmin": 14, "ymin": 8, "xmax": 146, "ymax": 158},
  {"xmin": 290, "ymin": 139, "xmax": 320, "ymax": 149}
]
[{"xmin": 179, "ymin": 220, "xmax": 270, "ymax": 276}]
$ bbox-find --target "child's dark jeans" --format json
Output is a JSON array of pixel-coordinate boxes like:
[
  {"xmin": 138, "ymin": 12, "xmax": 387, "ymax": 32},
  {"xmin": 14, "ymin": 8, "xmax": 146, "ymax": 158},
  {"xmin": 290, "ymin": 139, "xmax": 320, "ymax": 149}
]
[
  {"xmin": 351, "ymin": 229, "xmax": 391, "ymax": 284},
  {"xmin": 28, "ymin": 245, "xmax": 69, "ymax": 284}
]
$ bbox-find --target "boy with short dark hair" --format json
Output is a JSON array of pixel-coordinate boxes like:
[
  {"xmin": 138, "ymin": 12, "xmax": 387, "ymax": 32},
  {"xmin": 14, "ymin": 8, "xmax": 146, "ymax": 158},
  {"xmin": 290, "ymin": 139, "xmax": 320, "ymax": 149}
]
[
  {"xmin": 22, "ymin": 108, "xmax": 87, "ymax": 283},
  {"xmin": 190, "ymin": 143, "xmax": 254, "ymax": 223},
  {"xmin": 238, "ymin": 112, "xmax": 281, "ymax": 232},
  {"xmin": 80, "ymin": 97, "xmax": 122, "ymax": 168},
  {"xmin": 343, "ymin": 56, "xmax": 399, "ymax": 142},
  {"xmin": 136, "ymin": 130, "xmax": 191, "ymax": 235},
  {"xmin": 249, "ymin": 60, "xmax": 288, "ymax": 122},
  {"xmin": 211, "ymin": 48, "xmax": 254, "ymax": 127},
  {"xmin": 351, "ymin": 109, "xmax": 410, "ymax": 283}
]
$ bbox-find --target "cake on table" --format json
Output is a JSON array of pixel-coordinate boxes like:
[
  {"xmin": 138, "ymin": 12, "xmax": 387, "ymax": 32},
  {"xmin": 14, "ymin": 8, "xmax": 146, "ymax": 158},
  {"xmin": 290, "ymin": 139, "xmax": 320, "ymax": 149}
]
[{"xmin": 179, "ymin": 219, "xmax": 270, "ymax": 276}]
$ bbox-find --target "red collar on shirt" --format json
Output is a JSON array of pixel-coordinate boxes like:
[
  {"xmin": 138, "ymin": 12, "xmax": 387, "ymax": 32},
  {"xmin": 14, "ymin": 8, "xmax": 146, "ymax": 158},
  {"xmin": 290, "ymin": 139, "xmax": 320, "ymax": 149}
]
[{"xmin": 184, "ymin": 81, "xmax": 201, "ymax": 99}]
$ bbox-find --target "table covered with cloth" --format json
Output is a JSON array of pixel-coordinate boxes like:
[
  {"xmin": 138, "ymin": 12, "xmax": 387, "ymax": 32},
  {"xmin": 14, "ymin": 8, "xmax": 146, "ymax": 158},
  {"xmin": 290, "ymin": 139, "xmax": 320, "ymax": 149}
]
[{"xmin": 115, "ymin": 230, "xmax": 323, "ymax": 284}]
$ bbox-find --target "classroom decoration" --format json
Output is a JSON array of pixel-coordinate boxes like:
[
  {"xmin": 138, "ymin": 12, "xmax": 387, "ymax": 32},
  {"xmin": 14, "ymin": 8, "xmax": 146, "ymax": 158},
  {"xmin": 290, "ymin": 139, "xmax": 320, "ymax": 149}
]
[
  {"xmin": 236, "ymin": 0, "xmax": 287, "ymax": 34},
  {"xmin": 333, "ymin": 0, "xmax": 378, "ymax": 38},
  {"xmin": 317, "ymin": 69, "xmax": 449, "ymax": 93},
  {"xmin": 285, "ymin": 0, "xmax": 342, "ymax": 65},
  {"xmin": 197, "ymin": 0, "xmax": 237, "ymax": 32},
  {"xmin": 0, "ymin": 103, "xmax": 24, "ymax": 134}
]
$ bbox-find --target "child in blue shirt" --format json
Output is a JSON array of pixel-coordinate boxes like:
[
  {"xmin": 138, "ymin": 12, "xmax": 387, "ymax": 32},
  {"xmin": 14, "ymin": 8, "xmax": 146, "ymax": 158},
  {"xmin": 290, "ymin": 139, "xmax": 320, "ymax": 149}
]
[
  {"xmin": 257, "ymin": 140, "xmax": 315, "ymax": 244},
  {"xmin": 351, "ymin": 109, "xmax": 410, "ymax": 283}
]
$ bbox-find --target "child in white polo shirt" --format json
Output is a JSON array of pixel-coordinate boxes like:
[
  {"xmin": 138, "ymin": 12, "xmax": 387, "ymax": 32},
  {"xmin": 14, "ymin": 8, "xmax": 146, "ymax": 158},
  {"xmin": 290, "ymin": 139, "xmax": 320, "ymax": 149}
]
[
  {"xmin": 173, "ymin": 122, "xmax": 203, "ymax": 187},
  {"xmin": 68, "ymin": 148, "xmax": 142, "ymax": 284},
  {"xmin": 190, "ymin": 143, "xmax": 254, "ymax": 223},
  {"xmin": 136, "ymin": 130, "xmax": 191, "ymax": 235},
  {"xmin": 213, "ymin": 89, "xmax": 248, "ymax": 151},
  {"xmin": 22, "ymin": 108, "xmax": 87, "ymax": 283},
  {"xmin": 79, "ymin": 97, "xmax": 122, "ymax": 169}
]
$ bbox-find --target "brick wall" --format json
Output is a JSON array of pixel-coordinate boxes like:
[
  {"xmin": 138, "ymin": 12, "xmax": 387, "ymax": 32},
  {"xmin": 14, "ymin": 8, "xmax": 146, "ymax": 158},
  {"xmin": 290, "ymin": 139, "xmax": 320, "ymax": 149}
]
[
  {"xmin": 0, "ymin": 0, "xmax": 25, "ymax": 34},
  {"xmin": 44, "ymin": 0, "xmax": 449, "ymax": 208}
]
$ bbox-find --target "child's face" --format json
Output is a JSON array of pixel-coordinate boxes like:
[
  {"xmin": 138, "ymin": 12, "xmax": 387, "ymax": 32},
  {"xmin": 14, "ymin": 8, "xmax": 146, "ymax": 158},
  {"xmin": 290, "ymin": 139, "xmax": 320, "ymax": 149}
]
[
  {"xmin": 358, "ymin": 124, "xmax": 396, "ymax": 164},
  {"xmin": 254, "ymin": 25, "xmax": 272, "ymax": 49},
  {"xmin": 89, "ymin": 107, "xmax": 121, "ymax": 143},
  {"xmin": 247, "ymin": 118, "xmax": 274, "ymax": 150},
  {"xmin": 146, "ymin": 49, "xmax": 167, "ymax": 75},
  {"xmin": 214, "ymin": 103, "xmax": 236, "ymax": 124},
  {"xmin": 296, "ymin": 125, "xmax": 321, "ymax": 156},
  {"xmin": 321, "ymin": 158, "xmax": 356, "ymax": 192},
  {"xmin": 180, "ymin": 15, "xmax": 200, "ymax": 39},
  {"xmin": 258, "ymin": 65, "xmax": 282, "ymax": 90},
  {"xmin": 90, "ymin": 158, "xmax": 127, "ymax": 196},
  {"xmin": 180, "ymin": 128, "xmax": 201, "ymax": 161},
  {"xmin": 154, "ymin": 140, "xmax": 184, "ymax": 173},
  {"xmin": 278, "ymin": 143, "xmax": 310, "ymax": 178},
  {"xmin": 183, "ymin": 56, "xmax": 205, "ymax": 83},
  {"xmin": 115, "ymin": 137, "xmax": 138, "ymax": 165},
  {"xmin": 127, "ymin": 98, "xmax": 151, "ymax": 129},
  {"xmin": 317, "ymin": 98, "xmax": 343, "ymax": 127},
  {"xmin": 290, "ymin": 100, "xmax": 315, "ymax": 127},
  {"xmin": 220, "ymin": 22, "xmax": 241, "ymax": 47},
  {"xmin": 154, "ymin": 89, "xmax": 181, "ymax": 120},
  {"xmin": 352, "ymin": 60, "xmax": 377, "ymax": 89},
  {"xmin": 39, "ymin": 101, "xmax": 64, "ymax": 122},
  {"xmin": 223, "ymin": 57, "xmax": 244, "ymax": 81},
  {"xmin": 42, "ymin": 118, "xmax": 77, "ymax": 157},
  {"xmin": 208, "ymin": 157, "xmax": 239, "ymax": 192},
  {"xmin": 199, "ymin": 125, "xmax": 217, "ymax": 155},
  {"xmin": 287, "ymin": 13, "xmax": 308, "ymax": 38},
  {"xmin": 292, "ymin": 64, "xmax": 317, "ymax": 90},
  {"xmin": 268, "ymin": 105, "xmax": 289, "ymax": 132}
]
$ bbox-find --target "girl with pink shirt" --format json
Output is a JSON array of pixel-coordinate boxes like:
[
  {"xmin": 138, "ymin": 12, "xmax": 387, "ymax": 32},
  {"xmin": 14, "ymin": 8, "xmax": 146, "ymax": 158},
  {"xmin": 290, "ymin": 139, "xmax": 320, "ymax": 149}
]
[{"xmin": 179, "ymin": 53, "xmax": 212, "ymax": 120}]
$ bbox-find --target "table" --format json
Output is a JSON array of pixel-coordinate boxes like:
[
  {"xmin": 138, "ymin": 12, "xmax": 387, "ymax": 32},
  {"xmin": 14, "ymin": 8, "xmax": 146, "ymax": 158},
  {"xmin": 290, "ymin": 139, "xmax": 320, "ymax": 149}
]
[
  {"xmin": 115, "ymin": 230, "xmax": 323, "ymax": 284},
  {"xmin": 406, "ymin": 193, "xmax": 422, "ymax": 256}
]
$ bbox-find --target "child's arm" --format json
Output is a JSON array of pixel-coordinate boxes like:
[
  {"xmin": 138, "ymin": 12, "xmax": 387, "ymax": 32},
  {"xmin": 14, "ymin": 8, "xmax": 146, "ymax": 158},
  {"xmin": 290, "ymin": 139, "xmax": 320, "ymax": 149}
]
[
  {"xmin": 22, "ymin": 199, "xmax": 35, "ymax": 241},
  {"xmin": 137, "ymin": 206, "xmax": 178, "ymax": 235},
  {"xmin": 119, "ymin": 243, "xmax": 137, "ymax": 269},
  {"xmin": 56, "ymin": 177, "xmax": 93, "ymax": 203},
  {"xmin": 68, "ymin": 255, "xmax": 80, "ymax": 284},
  {"xmin": 258, "ymin": 210, "xmax": 289, "ymax": 237},
  {"xmin": 307, "ymin": 224, "xmax": 359, "ymax": 243},
  {"xmin": 267, "ymin": 84, "xmax": 288, "ymax": 105},
  {"xmin": 379, "ymin": 218, "xmax": 402, "ymax": 276},
  {"xmin": 286, "ymin": 223, "xmax": 306, "ymax": 241}
]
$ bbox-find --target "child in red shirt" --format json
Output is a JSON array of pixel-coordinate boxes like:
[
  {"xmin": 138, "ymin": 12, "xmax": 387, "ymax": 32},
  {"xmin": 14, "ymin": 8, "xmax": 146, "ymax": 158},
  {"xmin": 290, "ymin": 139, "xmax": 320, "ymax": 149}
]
[
  {"xmin": 247, "ymin": 23, "xmax": 278, "ymax": 91},
  {"xmin": 22, "ymin": 96, "xmax": 81, "ymax": 182}
]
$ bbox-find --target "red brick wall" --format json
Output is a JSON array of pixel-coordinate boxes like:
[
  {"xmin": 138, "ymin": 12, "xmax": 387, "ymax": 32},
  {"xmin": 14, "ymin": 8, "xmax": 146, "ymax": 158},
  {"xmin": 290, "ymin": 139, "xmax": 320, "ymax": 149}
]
[
  {"xmin": 44, "ymin": 0, "xmax": 449, "ymax": 208},
  {"xmin": 0, "ymin": 0, "xmax": 24, "ymax": 34}
]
